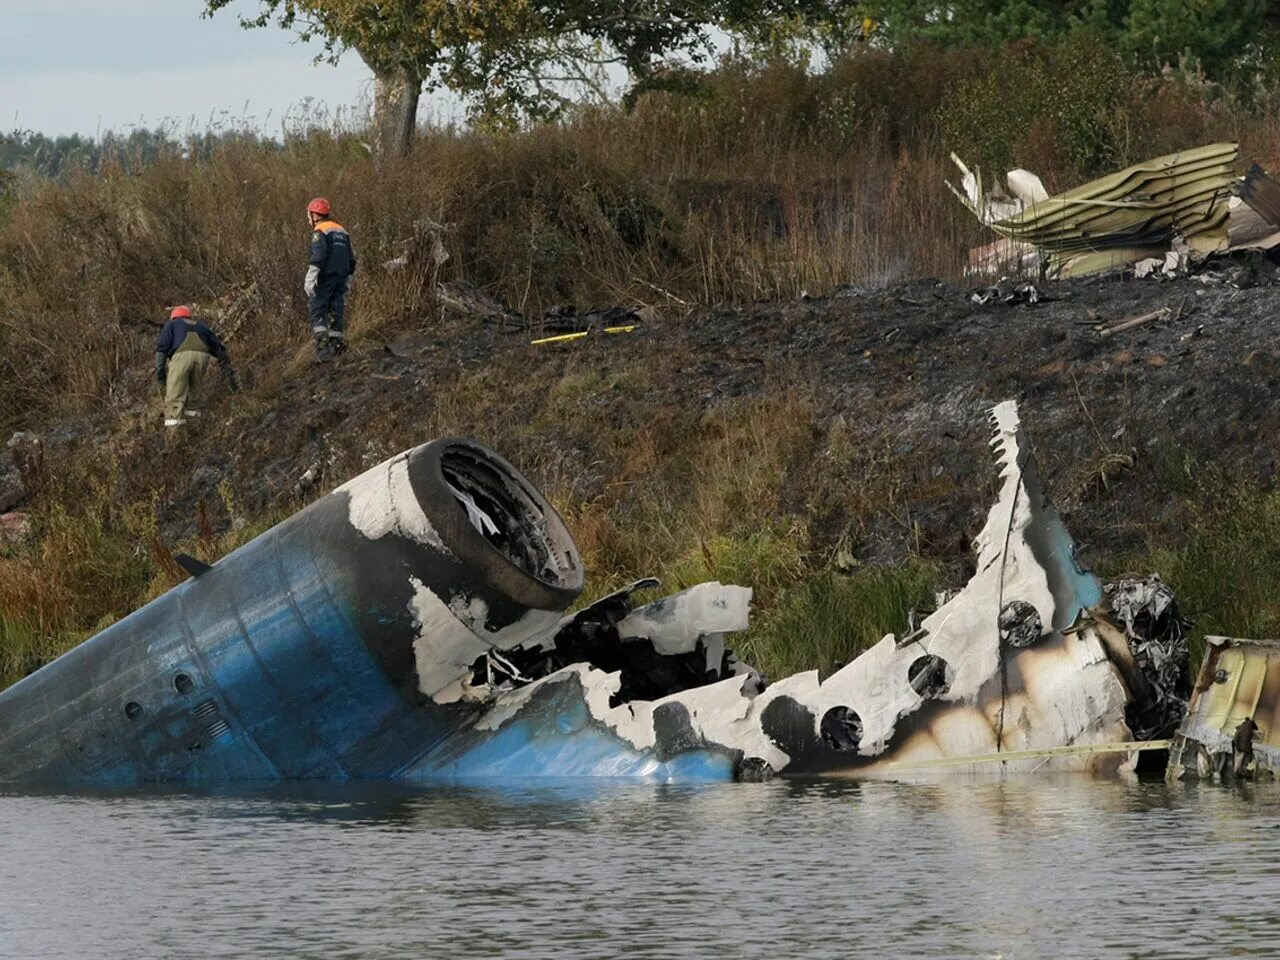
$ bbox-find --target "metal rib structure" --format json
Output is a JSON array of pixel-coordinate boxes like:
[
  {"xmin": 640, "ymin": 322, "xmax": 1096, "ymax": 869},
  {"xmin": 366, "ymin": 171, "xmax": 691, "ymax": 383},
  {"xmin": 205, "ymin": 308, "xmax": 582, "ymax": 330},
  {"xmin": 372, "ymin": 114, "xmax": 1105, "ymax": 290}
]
[{"xmin": 951, "ymin": 143, "xmax": 1239, "ymax": 278}]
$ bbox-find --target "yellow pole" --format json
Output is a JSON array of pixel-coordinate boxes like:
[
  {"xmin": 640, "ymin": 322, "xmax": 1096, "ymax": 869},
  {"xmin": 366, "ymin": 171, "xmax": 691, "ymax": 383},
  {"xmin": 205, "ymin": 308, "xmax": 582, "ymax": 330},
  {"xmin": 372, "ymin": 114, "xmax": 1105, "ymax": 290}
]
[
  {"xmin": 530, "ymin": 325, "xmax": 637, "ymax": 346},
  {"xmin": 887, "ymin": 740, "xmax": 1172, "ymax": 770}
]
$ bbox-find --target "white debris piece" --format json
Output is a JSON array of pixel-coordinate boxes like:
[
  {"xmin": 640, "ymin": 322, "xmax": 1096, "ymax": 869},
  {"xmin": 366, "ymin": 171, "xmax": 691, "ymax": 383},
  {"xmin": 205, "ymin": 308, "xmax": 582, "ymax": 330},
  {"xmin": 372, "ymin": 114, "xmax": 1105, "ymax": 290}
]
[
  {"xmin": 338, "ymin": 452, "xmax": 448, "ymax": 552},
  {"xmin": 447, "ymin": 481, "xmax": 500, "ymax": 537},
  {"xmin": 617, "ymin": 582, "xmax": 752, "ymax": 656}
]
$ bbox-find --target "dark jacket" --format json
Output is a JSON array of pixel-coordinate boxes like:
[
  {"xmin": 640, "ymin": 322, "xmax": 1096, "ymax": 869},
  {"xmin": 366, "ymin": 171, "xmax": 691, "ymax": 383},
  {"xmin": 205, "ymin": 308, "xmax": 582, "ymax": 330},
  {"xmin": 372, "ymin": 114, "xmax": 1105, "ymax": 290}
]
[
  {"xmin": 309, "ymin": 219, "xmax": 357, "ymax": 280},
  {"xmin": 156, "ymin": 318, "xmax": 228, "ymax": 360}
]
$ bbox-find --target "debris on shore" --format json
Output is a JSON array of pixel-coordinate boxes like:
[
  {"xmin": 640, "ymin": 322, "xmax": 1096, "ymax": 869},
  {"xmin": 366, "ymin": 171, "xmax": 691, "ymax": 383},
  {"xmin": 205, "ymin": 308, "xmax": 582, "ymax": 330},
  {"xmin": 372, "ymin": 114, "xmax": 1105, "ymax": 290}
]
[
  {"xmin": 951, "ymin": 142, "xmax": 1280, "ymax": 279},
  {"xmin": 0, "ymin": 401, "xmax": 1205, "ymax": 785},
  {"xmin": 1168, "ymin": 636, "xmax": 1280, "ymax": 781}
]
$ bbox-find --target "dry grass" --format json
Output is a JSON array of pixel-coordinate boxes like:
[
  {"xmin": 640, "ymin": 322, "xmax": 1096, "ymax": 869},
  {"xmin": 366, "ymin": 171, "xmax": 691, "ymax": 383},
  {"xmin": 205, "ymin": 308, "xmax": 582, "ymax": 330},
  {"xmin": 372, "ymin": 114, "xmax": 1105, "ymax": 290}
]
[
  {"xmin": 8, "ymin": 44, "xmax": 1280, "ymax": 431},
  {"xmin": 7, "ymin": 46, "xmax": 1280, "ymax": 686}
]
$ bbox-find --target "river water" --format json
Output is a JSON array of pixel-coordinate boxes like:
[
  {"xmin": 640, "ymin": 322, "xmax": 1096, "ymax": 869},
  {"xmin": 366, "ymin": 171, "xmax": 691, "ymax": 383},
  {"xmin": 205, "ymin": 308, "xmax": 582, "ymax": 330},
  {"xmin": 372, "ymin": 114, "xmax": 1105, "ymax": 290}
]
[{"xmin": 0, "ymin": 775, "xmax": 1276, "ymax": 959}]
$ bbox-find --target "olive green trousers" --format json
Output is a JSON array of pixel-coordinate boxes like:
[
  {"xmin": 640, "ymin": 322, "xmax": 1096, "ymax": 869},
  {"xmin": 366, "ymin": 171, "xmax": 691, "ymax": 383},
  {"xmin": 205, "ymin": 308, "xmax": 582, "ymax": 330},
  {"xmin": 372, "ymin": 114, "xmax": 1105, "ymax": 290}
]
[{"xmin": 164, "ymin": 350, "xmax": 211, "ymax": 424}]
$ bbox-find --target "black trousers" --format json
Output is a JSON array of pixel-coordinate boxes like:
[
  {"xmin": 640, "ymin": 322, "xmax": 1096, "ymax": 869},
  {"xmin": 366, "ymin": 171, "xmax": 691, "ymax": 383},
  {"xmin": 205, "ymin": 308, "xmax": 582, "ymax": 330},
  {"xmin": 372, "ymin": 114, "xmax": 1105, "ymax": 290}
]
[{"xmin": 309, "ymin": 278, "xmax": 347, "ymax": 339}]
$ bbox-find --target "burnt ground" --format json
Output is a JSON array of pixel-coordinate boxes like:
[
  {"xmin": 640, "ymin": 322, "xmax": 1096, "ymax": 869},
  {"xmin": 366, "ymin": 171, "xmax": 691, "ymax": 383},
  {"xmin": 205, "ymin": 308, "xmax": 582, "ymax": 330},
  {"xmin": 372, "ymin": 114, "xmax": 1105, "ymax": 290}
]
[{"xmin": 14, "ymin": 262, "xmax": 1280, "ymax": 574}]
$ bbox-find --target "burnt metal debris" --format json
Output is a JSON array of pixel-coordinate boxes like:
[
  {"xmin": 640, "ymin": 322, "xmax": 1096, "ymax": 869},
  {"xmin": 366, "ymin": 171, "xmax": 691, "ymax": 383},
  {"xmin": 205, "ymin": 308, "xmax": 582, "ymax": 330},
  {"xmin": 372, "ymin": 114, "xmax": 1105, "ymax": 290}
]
[
  {"xmin": 1105, "ymin": 576, "xmax": 1192, "ymax": 743},
  {"xmin": 432, "ymin": 399, "xmax": 1184, "ymax": 781},
  {"xmin": 0, "ymin": 403, "xmax": 1201, "ymax": 785},
  {"xmin": 1168, "ymin": 637, "xmax": 1280, "ymax": 781},
  {"xmin": 953, "ymin": 143, "xmax": 1280, "ymax": 280}
]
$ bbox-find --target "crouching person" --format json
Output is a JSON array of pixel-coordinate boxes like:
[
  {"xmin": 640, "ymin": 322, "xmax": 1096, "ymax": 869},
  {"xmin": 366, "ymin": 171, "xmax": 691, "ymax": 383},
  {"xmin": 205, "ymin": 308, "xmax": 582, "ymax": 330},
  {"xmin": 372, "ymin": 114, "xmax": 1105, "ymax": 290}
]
[{"xmin": 155, "ymin": 305, "xmax": 232, "ymax": 428}]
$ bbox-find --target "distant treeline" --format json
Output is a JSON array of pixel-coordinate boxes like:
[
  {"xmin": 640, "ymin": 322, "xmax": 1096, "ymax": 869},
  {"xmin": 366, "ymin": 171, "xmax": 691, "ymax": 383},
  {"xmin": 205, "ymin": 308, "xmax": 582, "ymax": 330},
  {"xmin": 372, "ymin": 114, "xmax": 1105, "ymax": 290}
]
[{"xmin": 0, "ymin": 129, "xmax": 283, "ymax": 180}]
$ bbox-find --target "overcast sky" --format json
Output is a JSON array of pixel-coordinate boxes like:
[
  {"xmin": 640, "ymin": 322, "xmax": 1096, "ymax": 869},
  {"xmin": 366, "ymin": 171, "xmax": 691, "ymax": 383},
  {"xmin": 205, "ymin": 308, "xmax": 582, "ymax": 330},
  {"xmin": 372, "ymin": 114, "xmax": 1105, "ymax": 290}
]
[{"xmin": 3, "ymin": 0, "xmax": 392, "ymax": 137}]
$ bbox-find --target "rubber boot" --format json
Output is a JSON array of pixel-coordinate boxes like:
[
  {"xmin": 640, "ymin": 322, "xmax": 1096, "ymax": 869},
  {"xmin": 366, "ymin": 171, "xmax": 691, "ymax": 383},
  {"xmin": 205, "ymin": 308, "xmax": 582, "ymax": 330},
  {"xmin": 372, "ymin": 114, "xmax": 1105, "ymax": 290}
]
[{"xmin": 314, "ymin": 332, "xmax": 334, "ymax": 362}]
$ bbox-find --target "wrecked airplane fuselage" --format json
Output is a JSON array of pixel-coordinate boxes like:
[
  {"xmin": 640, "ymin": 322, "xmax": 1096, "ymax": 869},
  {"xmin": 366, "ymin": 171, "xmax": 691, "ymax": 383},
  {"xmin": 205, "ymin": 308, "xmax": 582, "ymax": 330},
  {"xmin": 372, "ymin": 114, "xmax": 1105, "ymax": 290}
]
[
  {"xmin": 433, "ymin": 401, "xmax": 1179, "ymax": 781},
  {"xmin": 1168, "ymin": 636, "xmax": 1280, "ymax": 781},
  {"xmin": 0, "ymin": 405, "xmax": 1182, "ymax": 785},
  {"xmin": 0, "ymin": 440, "xmax": 586, "ymax": 783}
]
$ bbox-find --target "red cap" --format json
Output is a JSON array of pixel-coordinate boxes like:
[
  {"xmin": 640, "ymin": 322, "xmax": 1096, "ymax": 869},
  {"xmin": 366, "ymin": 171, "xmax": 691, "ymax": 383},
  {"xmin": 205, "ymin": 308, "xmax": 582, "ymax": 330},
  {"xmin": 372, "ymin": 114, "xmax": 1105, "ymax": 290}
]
[
  {"xmin": 170, "ymin": 306, "xmax": 192, "ymax": 319},
  {"xmin": 307, "ymin": 197, "xmax": 331, "ymax": 216}
]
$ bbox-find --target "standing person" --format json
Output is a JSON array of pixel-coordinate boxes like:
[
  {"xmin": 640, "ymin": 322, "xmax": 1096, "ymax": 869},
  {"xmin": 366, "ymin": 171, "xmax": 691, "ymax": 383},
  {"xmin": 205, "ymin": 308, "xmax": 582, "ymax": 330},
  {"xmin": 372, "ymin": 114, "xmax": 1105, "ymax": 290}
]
[
  {"xmin": 304, "ymin": 197, "xmax": 357, "ymax": 361},
  {"xmin": 155, "ymin": 306, "xmax": 232, "ymax": 428}
]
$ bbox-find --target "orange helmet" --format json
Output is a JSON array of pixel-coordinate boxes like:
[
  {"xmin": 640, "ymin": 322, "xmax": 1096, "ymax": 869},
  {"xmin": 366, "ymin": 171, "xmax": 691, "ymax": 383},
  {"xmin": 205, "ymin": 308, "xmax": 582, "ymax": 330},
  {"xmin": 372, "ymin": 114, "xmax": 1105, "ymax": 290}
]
[
  {"xmin": 170, "ymin": 305, "xmax": 192, "ymax": 319},
  {"xmin": 307, "ymin": 197, "xmax": 331, "ymax": 216}
]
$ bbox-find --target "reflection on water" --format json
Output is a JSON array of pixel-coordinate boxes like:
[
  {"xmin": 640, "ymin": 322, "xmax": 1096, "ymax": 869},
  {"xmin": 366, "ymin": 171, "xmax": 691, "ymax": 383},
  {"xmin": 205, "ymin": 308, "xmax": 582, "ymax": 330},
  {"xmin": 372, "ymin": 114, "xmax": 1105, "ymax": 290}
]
[{"xmin": 1, "ymin": 775, "xmax": 1278, "ymax": 959}]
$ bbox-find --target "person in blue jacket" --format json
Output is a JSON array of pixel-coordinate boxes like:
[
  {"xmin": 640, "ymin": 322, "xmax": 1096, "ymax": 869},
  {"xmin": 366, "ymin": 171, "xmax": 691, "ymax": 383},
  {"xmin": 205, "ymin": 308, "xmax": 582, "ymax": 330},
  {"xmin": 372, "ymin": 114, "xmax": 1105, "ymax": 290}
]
[
  {"xmin": 155, "ymin": 306, "xmax": 233, "ymax": 428},
  {"xmin": 304, "ymin": 197, "xmax": 357, "ymax": 361}
]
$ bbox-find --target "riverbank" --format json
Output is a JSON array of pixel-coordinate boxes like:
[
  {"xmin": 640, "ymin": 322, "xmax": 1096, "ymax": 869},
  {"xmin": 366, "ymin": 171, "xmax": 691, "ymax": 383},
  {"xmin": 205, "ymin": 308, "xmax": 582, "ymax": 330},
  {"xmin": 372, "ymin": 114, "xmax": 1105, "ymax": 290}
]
[
  {"xmin": 8, "ymin": 42, "xmax": 1280, "ymax": 687},
  {"xmin": 5, "ymin": 267, "xmax": 1280, "ymax": 686}
]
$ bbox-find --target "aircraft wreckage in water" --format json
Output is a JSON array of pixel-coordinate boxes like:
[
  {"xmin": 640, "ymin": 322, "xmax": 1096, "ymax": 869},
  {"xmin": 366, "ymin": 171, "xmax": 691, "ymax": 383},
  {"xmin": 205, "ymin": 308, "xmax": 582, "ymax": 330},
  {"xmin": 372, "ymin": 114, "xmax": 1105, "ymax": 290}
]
[{"xmin": 0, "ymin": 402, "xmax": 1187, "ymax": 784}]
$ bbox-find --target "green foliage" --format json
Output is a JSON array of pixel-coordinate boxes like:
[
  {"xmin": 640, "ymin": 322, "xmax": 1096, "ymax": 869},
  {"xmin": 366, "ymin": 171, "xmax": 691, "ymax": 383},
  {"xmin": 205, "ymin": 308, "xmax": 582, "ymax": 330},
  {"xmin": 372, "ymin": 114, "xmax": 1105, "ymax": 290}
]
[
  {"xmin": 741, "ymin": 562, "xmax": 941, "ymax": 680},
  {"xmin": 1109, "ymin": 0, "xmax": 1276, "ymax": 78},
  {"xmin": 865, "ymin": 0, "xmax": 1280, "ymax": 79},
  {"xmin": 0, "ymin": 617, "xmax": 66, "ymax": 690},
  {"xmin": 204, "ymin": 0, "xmax": 842, "ymax": 124},
  {"xmin": 0, "ymin": 128, "xmax": 278, "ymax": 181},
  {"xmin": 1100, "ymin": 480, "xmax": 1280, "ymax": 668},
  {"xmin": 937, "ymin": 35, "xmax": 1134, "ymax": 179},
  {"xmin": 0, "ymin": 130, "xmax": 104, "ymax": 178}
]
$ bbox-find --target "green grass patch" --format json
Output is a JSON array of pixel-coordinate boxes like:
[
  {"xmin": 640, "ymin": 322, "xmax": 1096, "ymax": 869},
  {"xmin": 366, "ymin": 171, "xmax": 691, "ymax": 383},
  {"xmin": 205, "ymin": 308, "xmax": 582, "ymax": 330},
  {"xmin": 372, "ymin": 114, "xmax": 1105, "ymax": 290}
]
[
  {"xmin": 0, "ymin": 617, "xmax": 74, "ymax": 688},
  {"xmin": 1098, "ymin": 482, "xmax": 1280, "ymax": 668},
  {"xmin": 740, "ymin": 561, "xmax": 941, "ymax": 680}
]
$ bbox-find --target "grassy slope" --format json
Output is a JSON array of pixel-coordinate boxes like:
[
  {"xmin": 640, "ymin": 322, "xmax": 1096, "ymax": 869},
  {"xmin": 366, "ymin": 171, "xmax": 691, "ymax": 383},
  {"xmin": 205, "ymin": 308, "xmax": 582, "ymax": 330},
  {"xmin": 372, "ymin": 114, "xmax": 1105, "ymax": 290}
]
[{"xmin": 6, "ymin": 47, "xmax": 1280, "ymax": 686}]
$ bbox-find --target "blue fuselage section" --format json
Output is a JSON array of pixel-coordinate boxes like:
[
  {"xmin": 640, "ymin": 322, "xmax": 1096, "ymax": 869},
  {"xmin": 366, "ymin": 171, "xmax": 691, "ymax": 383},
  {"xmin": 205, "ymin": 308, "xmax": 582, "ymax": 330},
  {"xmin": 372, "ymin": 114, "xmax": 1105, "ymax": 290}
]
[
  {"xmin": 0, "ymin": 518, "xmax": 453, "ymax": 784},
  {"xmin": 0, "ymin": 452, "xmax": 735, "ymax": 786}
]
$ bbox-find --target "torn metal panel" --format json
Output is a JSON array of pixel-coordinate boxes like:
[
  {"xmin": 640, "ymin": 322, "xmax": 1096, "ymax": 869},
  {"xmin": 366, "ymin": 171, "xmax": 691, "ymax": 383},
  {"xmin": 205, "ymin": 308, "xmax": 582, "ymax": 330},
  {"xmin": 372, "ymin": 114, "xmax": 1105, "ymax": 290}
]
[
  {"xmin": 952, "ymin": 143, "xmax": 1239, "ymax": 278},
  {"xmin": 1240, "ymin": 164, "xmax": 1280, "ymax": 227},
  {"xmin": 1227, "ymin": 166, "xmax": 1280, "ymax": 253},
  {"xmin": 0, "ymin": 407, "xmax": 1184, "ymax": 785},
  {"xmin": 1227, "ymin": 197, "xmax": 1280, "ymax": 250},
  {"xmin": 477, "ymin": 580, "xmax": 760, "ymax": 708},
  {"xmin": 1167, "ymin": 637, "xmax": 1280, "ymax": 780},
  {"xmin": 409, "ymin": 401, "xmax": 1180, "ymax": 782},
  {"xmin": 617, "ymin": 581, "xmax": 751, "ymax": 680}
]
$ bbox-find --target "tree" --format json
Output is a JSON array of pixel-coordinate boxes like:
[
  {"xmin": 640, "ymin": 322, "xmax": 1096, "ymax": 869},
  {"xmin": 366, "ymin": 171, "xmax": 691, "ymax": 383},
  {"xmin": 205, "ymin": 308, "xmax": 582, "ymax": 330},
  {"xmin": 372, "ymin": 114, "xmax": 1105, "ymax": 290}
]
[
  {"xmin": 858, "ymin": 0, "xmax": 1280, "ymax": 78},
  {"xmin": 203, "ymin": 0, "xmax": 837, "ymax": 154},
  {"xmin": 203, "ymin": 1, "xmax": 487, "ymax": 156}
]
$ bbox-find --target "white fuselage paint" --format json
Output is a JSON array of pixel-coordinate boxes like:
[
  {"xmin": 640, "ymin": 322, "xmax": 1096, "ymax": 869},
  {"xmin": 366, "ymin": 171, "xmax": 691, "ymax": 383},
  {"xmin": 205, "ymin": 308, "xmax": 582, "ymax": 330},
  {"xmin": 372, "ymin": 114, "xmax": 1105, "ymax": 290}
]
[
  {"xmin": 339, "ymin": 450, "xmax": 565, "ymax": 704},
  {"xmin": 457, "ymin": 401, "xmax": 1138, "ymax": 777},
  {"xmin": 337, "ymin": 452, "xmax": 449, "ymax": 553}
]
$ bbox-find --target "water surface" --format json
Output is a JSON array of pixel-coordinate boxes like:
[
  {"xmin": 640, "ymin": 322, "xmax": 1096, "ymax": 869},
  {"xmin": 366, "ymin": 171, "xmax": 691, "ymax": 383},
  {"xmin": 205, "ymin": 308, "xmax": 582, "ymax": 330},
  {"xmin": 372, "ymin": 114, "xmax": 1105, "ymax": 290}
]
[{"xmin": 1, "ymin": 775, "xmax": 1276, "ymax": 959}]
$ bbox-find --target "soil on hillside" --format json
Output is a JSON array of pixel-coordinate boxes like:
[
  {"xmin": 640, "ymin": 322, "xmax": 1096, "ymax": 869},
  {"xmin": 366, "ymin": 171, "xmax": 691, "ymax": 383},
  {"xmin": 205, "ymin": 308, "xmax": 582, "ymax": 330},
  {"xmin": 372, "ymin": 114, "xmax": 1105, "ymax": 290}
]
[{"xmin": 12, "ymin": 260, "xmax": 1280, "ymax": 572}]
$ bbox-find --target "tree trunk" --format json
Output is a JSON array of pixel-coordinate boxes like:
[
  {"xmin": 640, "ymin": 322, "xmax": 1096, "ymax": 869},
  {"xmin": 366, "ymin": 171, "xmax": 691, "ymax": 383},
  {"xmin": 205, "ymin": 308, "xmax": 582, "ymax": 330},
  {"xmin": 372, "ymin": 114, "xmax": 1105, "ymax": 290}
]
[{"xmin": 372, "ymin": 67, "xmax": 421, "ymax": 160}]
